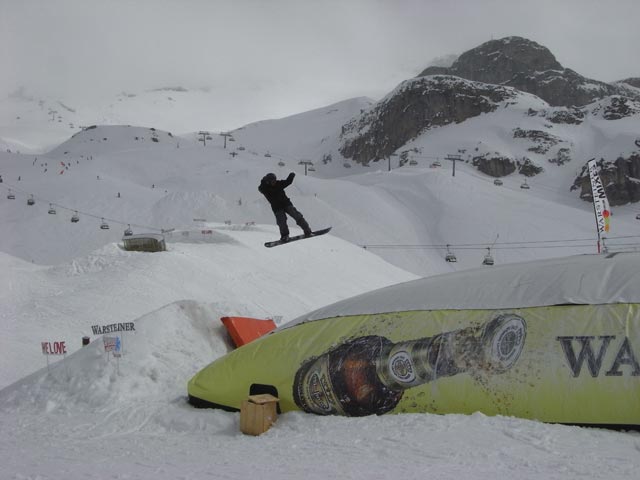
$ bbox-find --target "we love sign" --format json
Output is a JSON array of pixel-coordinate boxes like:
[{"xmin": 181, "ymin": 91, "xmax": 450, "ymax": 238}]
[{"xmin": 41, "ymin": 341, "xmax": 67, "ymax": 355}]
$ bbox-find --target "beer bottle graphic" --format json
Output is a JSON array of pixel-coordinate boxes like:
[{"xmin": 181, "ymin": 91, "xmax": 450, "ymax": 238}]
[{"xmin": 293, "ymin": 314, "xmax": 526, "ymax": 416}]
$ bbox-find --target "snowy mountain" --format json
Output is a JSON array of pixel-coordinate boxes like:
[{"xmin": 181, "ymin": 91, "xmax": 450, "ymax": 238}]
[
  {"xmin": 338, "ymin": 38, "xmax": 640, "ymax": 207},
  {"xmin": 0, "ymin": 83, "xmax": 293, "ymax": 153}
]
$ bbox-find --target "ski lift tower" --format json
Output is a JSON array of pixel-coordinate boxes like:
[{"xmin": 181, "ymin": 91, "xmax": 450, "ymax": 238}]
[
  {"xmin": 198, "ymin": 131, "xmax": 210, "ymax": 146},
  {"xmin": 387, "ymin": 153, "xmax": 398, "ymax": 172},
  {"xmin": 445, "ymin": 154, "xmax": 462, "ymax": 177},
  {"xmin": 298, "ymin": 160, "xmax": 314, "ymax": 176},
  {"xmin": 219, "ymin": 132, "xmax": 233, "ymax": 149}
]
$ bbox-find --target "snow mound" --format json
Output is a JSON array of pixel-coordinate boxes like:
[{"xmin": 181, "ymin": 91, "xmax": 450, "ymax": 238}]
[{"xmin": 0, "ymin": 226, "xmax": 417, "ymax": 389}]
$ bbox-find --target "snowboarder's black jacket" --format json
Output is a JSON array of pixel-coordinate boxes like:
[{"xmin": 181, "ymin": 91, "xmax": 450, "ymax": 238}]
[{"xmin": 259, "ymin": 172, "xmax": 295, "ymax": 212}]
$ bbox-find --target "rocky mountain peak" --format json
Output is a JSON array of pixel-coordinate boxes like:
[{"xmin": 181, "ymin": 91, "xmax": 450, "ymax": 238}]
[
  {"xmin": 421, "ymin": 36, "xmax": 562, "ymax": 86},
  {"xmin": 419, "ymin": 36, "xmax": 626, "ymax": 107},
  {"xmin": 334, "ymin": 37, "xmax": 640, "ymax": 207}
]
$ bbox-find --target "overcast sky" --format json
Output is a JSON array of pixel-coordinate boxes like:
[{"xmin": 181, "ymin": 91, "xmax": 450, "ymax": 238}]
[{"xmin": 1, "ymin": 0, "xmax": 639, "ymax": 128}]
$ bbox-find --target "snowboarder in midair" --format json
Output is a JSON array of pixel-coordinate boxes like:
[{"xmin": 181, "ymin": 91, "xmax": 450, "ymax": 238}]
[{"xmin": 259, "ymin": 172, "xmax": 312, "ymax": 242}]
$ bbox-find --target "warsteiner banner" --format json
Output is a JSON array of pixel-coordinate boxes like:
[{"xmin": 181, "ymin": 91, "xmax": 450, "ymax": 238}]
[
  {"xmin": 588, "ymin": 158, "xmax": 611, "ymax": 235},
  {"xmin": 188, "ymin": 304, "xmax": 640, "ymax": 426}
]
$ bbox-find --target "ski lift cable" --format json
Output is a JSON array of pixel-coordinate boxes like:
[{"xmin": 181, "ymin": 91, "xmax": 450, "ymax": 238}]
[
  {"xmin": 361, "ymin": 243, "xmax": 604, "ymax": 251},
  {"xmin": 417, "ymin": 159, "xmax": 583, "ymax": 202},
  {"xmin": 361, "ymin": 234, "xmax": 640, "ymax": 250},
  {"xmin": 0, "ymin": 183, "xmax": 165, "ymax": 232},
  {"xmin": 362, "ymin": 235, "xmax": 640, "ymax": 251},
  {"xmin": 361, "ymin": 243, "xmax": 638, "ymax": 250}
]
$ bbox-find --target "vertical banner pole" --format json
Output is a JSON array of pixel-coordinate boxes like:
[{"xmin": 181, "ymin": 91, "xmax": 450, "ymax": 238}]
[{"xmin": 63, "ymin": 353, "xmax": 69, "ymax": 380}]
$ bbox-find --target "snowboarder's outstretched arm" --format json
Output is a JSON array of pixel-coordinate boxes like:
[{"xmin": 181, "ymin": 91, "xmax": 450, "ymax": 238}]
[{"xmin": 280, "ymin": 172, "xmax": 295, "ymax": 188}]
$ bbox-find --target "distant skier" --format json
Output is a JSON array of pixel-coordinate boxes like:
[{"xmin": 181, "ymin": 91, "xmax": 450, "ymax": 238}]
[{"xmin": 259, "ymin": 172, "xmax": 312, "ymax": 242}]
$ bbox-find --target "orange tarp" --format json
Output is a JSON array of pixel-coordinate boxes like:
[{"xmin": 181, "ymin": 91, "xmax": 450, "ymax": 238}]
[{"xmin": 221, "ymin": 316, "xmax": 277, "ymax": 347}]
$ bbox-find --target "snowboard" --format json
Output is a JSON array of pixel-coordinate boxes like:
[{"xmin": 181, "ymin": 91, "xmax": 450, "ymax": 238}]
[{"xmin": 264, "ymin": 227, "xmax": 332, "ymax": 248}]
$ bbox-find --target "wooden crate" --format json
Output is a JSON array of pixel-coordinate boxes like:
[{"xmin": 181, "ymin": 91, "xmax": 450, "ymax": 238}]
[{"xmin": 240, "ymin": 394, "xmax": 279, "ymax": 436}]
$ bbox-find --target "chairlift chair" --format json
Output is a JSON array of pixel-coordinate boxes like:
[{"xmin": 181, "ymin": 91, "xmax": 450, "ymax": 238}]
[
  {"xmin": 278, "ymin": 161, "xmax": 285, "ymax": 167},
  {"xmin": 520, "ymin": 180, "xmax": 530, "ymax": 189},
  {"xmin": 71, "ymin": 211, "xmax": 80, "ymax": 223},
  {"xmin": 493, "ymin": 179, "xmax": 503, "ymax": 186},
  {"xmin": 636, "ymin": 213, "xmax": 640, "ymax": 220},
  {"xmin": 124, "ymin": 224, "xmax": 133, "ymax": 236},
  {"xmin": 7, "ymin": 189, "xmax": 15, "ymax": 200},
  {"xmin": 308, "ymin": 166, "xmax": 316, "ymax": 172},
  {"xmin": 27, "ymin": 195, "xmax": 35, "ymax": 206},
  {"xmin": 445, "ymin": 244, "xmax": 457, "ymax": 263},
  {"xmin": 264, "ymin": 153, "xmax": 271, "ymax": 157},
  {"xmin": 482, "ymin": 247, "xmax": 494, "ymax": 266},
  {"xmin": 100, "ymin": 218, "xmax": 110, "ymax": 230},
  {"xmin": 48, "ymin": 204, "xmax": 56, "ymax": 215}
]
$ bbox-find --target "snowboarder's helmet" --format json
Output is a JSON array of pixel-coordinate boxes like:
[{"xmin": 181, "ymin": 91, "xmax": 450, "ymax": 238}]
[{"xmin": 265, "ymin": 173, "xmax": 277, "ymax": 183}]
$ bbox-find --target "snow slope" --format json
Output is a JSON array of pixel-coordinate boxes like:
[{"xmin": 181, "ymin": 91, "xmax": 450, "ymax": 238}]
[{"xmin": 2, "ymin": 238, "xmax": 640, "ymax": 479}]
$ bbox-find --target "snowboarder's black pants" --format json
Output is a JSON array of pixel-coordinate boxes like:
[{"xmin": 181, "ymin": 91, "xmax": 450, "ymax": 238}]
[{"xmin": 274, "ymin": 205, "xmax": 311, "ymax": 238}]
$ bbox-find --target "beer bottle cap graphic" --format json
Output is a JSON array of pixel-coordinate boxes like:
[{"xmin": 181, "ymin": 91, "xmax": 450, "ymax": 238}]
[{"xmin": 481, "ymin": 314, "xmax": 526, "ymax": 372}]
